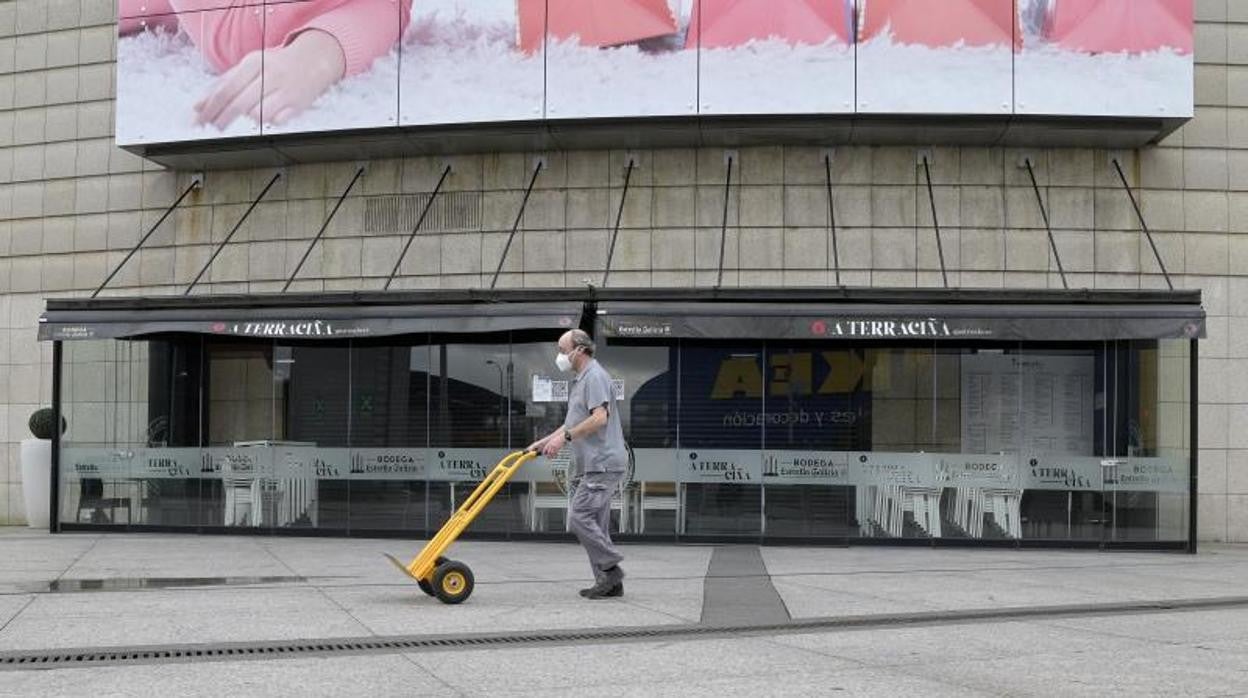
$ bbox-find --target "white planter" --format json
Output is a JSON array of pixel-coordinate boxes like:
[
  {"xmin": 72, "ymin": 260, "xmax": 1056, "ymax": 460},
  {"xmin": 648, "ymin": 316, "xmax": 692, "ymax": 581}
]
[{"xmin": 20, "ymin": 438, "xmax": 51, "ymax": 529}]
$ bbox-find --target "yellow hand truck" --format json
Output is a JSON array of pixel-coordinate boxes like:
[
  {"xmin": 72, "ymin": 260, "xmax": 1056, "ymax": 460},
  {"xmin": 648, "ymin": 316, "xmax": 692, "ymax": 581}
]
[{"xmin": 385, "ymin": 450, "xmax": 538, "ymax": 604}]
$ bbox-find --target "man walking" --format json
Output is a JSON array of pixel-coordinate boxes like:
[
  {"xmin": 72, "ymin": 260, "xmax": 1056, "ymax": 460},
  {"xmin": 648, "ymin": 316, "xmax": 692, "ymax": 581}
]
[{"xmin": 529, "ymin": 329, "xmax": 628, "ymax": 599}]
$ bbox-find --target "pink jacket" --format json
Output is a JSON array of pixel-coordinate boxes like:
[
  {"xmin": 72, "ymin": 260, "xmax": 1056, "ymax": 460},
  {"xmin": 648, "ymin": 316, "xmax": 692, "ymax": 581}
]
[{"xmin": 118, "ymin": 0, "xmax": 411, "ymax": 77}]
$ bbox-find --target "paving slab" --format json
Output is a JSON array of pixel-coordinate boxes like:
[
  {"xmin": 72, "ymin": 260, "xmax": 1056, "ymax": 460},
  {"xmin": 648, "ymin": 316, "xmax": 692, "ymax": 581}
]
[
  {"xmin": 906, "ymin": 640, "xmax": 1248, "ymax": 697},
  {"xmin": 0, "ymin": 653, "xmax": 455, "ymax": 698},
  {"xmin": 0, "ymin": 586, "xmax": 369, "ymax": 651},
  {"xmin": 766, "ymin": 618, "xmax": 1158, "ymax": 668},
  {"xmin": 405, "ymin": 636, "xmax": 863, "ymax": 694}
]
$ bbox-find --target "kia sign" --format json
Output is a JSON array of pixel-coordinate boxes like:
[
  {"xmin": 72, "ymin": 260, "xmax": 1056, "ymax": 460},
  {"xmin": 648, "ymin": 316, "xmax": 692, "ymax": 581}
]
[{"xmin": 116, "ymin": 0, "xmax": 1192, "ymax": 146}]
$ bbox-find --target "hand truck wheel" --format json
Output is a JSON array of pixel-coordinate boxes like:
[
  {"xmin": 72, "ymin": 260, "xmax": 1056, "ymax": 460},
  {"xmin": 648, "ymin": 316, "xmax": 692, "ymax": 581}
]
[
  {"xmin": 432, "ymin": 560, "xmax": 474, "ymax": 605},
  {"xmin": 417, "ymin": 556, "xmax": 448, "ymax": 597}
]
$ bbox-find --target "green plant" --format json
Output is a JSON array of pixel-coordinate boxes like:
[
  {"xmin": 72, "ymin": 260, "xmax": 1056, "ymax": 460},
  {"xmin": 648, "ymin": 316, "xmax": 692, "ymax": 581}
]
[{"xmin": 28, "ymin": 408, "xmax": 66, "ymax": 440}]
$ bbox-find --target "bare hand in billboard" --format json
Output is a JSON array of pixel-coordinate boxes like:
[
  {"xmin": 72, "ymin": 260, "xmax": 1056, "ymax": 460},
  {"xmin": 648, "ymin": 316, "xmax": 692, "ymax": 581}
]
[{"xmin": 194, "ymin": 29, "xmax": 346, "ymax": 130}]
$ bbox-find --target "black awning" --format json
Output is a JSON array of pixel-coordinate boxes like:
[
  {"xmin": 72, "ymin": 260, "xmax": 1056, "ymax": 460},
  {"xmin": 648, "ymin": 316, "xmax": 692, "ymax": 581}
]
[
  {"xmin": 40, "ymin": 300, "xmax": 582, "ymax": 341},
  {"xmin": 595, "ymin": 301, "xmax": 1206, "ymax": 342},
  {"xmin": 38, "ymin": 287, "xmax": 1205, "ymax": 343}
]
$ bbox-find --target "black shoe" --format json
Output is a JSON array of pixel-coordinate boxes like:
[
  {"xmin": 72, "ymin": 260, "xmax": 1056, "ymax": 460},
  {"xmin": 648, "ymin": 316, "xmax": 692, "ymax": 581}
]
[
  {"xmin": 584, "ymin": 581, "xmax": 623, "ymax": 600},
  {"xmin": 580, "ymin": 580, "xmax": 620, "ymax": 597},
  {"xmin": 602, "ymin": 564, "xmax": 625, "ymax": 584},
  {"xmin": 580, "ymin": 564, "xmax": 625, "ymax": 597}
]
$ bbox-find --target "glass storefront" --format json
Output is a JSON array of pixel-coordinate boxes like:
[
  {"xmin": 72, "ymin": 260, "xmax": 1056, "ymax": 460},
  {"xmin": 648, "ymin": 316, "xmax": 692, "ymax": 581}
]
[
  {"xmin": 598, "ymin": 338, "xmax": 1191, "ymax": 545},
  {"xmin": 58, "ymin": 331, "xmax": 570, "ymax": 538},
  {"xmin": 43, "ymin": 290, "xmax": 1200, "ymax": 548},
  {"xmin": 49, "ymin": 340, "xmax": 1193, "ymax": 544}
]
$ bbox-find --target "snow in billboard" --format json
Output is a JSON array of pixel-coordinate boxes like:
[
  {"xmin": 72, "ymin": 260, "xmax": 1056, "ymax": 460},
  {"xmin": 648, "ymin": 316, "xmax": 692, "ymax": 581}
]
[
  {"xmin": 1015, "ymin": 0, "xmax": 1194, "ymax": 117},
  {"xmin": 114, "ymin": 0, "xmax": 1193, "ymax": 147}
]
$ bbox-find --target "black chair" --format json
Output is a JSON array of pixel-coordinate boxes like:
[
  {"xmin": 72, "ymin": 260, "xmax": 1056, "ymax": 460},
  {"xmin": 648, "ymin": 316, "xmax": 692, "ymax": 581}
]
[{"xmin": 77, "ymin": 478, "xmax": 132, "ymax": 524}]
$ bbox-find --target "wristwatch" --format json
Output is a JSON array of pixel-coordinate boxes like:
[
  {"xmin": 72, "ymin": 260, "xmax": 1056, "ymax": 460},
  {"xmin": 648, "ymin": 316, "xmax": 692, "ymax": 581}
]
[{"xmin": 563, "ymin": 428, "xmax": 573, "ymax": 442}]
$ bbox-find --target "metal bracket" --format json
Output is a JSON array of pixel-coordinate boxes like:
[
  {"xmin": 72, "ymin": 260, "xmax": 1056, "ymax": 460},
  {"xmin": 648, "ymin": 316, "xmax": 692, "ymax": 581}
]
[
  {"xmin": 821, "ymin": 148, "xmax": 836, "ymax": 164},
  {"xmin": 530, "ymin": 155, "xmax": 548, "ymax": 172},
  {"xmin": 624, "ymin": 151, "xmax": 640, "ymax": 169},
  {"xmin": 723, "ymin": 149, "xmax": 738, "ymax": 166},
  {"xmin": 188, "ymin": 172, "xmax": 204, "ymax": 189},
  {"xmin": 353, "ymin": 160, "xmax": 369, "ymax": 176},
  {"xmin": 915, "ymin": 148, "xmax": 933, "ymax": 165},
  {"xmin": 1015, "ymin": 152, "xmax": 1039, "ymax": 169}
]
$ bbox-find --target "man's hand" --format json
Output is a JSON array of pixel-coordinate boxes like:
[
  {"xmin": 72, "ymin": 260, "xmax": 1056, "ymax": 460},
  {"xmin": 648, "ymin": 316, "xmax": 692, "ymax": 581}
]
[
  {"xmin": 195, "ymin": 28, "xmax": 346, "ymax": 130},
  {"xmin": 541, "ymin": 431, "xmax": 567, "ymax": 458}
]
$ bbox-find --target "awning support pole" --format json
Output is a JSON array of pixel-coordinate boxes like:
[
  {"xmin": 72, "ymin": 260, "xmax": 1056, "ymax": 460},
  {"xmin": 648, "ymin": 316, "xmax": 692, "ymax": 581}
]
[
  {"xmin": 385, "ymin": 165, "xmax": 451, "ymax": 291},
  {"xmin": 825, "ymin": 154, "xmax": 841, "ymax": 286},
  {"xmin": 715, "ymin": 154, "xmax": 734, "ymax": 289},
  {"xmin": 490, "ymin": 160, "xmax": 543, "ymax": 290},
  {"xmin": 921, "ymin": 155, "xmax": 949, "ymax": 289},
  {"xmin": 602, "ymin": 157, "xmax": 634, "ymax": 288},
  {"xmin": 50, "ymin": 340, "xmax": 62, "ymax": 533},
  {"xmin": 1189, "ymin": 336, "xmax": 1199, "ymax": 554},
  {"xmin": 1113, "ymin": 157, "xmax": 1173, "ymax": 290},
  {"xmin": 184, "ymin": 172, "xmax": 282, "ymax": 295},
  {"xmin": 284, "ymin": 166, "xmax": 364, "ymax": 292},
  {"xmin": 94, "ymin": 177, "xmax": 201, "ymax": 298},
  {"xmin": 1024, "ymin": 158, "xmax": 1069, "ymax": 290}
]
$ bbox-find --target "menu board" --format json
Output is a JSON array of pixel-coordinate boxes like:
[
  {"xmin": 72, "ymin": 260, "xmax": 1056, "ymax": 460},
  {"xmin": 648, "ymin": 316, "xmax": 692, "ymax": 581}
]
[{"xmin": 961, "ymin": 354, "xmax": 1094, "ymax": 456}]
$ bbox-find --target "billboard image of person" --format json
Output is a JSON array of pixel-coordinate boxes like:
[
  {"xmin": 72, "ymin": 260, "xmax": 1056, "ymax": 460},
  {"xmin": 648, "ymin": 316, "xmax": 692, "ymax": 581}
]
[
  {"xmin": 400, "ymin": 0, "xmax": 545, "ymax": 126},
  {"xmin": 114, "ymin": 0, "xmax": 1194, "ymax": 147},
  {"xmin": 116, "ymin": 0, "xmax": 407, "ymax": 144},
  {"xmin": 692, "ymin": 0, "xmax": 855, "ymax": 115},
  {"xmin": 1015, "ymin": 0, "xmax": 1193, "ymax": 117},
  {"xmin": 855, "ymin": 0, "xmax": 1017, "ymax": 114}
]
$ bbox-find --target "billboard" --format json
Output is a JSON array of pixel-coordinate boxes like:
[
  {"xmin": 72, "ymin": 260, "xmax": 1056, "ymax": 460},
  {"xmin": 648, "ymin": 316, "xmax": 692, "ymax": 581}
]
[
  {"xmin": 115, "ymin": 0, "xmax": 1193, "ymax": 146},
  {"xmin": 1015, "ymin": 0, "xmax": 1194, "ymax": 116}
]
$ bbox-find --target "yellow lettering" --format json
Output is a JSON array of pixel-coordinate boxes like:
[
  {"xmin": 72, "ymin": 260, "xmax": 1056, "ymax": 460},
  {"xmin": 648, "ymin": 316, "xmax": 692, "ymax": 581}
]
[
  {"xmin": 711, "ymin": 357, "xmax": 763, "ymax": 399},
  {"xmin": 770, "ymin": 353, "xmax": 812, "ymax": 397},
  {"xmin": 819, "ymin": 351, "xmax": 865, "ymax": 393}
]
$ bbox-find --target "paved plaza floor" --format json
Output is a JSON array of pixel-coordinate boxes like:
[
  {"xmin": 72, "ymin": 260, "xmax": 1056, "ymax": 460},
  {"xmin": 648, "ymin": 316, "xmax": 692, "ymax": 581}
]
[{"xmin": 2, "ymin": 529, "xmax": 1247, "ymax": 696}]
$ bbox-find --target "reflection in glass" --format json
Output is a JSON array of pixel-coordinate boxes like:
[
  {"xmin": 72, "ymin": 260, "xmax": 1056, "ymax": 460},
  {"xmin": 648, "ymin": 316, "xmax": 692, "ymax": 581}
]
[
  {"xmin": 1012, "ymin": 346, "xmax": 1105, "ymax": 541},
  {"xmin": 138, "ymin": 338, "xmax": 204, "ymax": 527},
  {"xmin": 61, "ymin": 340, "xmax": 133, "ymax": 527},
  {"xmin": 341, "ymin": 342, "xmax": 430, "ymax": 532},
  {"xmin": 1107, "ymin": 340, "xmax": 1191, "ymax": 542},
  {"xmin": 679, "ymin": 343, "xmax": 763, "ymax": 535},
  {"xmin": 428, "ymin": 339, "xmax": 524, "ymax": 535},
  {"xmin": 762, "ymin": 345, "xmax": 866, "ymax": 538},
  {"xmin": 57, "ymin": 330, "xmax": 1193, "ymax": 546},
  {"xmin": 600, "ymin": 345, "xmax": 675, "ymax": 535}
]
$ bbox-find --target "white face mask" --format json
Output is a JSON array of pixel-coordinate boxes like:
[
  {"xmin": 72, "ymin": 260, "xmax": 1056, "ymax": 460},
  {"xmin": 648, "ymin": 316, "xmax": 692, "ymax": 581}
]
[{"xmin": 555, "ymin": 350, "xmax": 574, "ymax": 373}]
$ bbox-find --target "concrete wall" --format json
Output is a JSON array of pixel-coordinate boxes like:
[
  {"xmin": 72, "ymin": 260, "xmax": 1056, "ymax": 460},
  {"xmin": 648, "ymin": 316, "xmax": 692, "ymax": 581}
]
[{"xmin": 0, "ymin": 0, "xmax": 1245, "ymax": 540}]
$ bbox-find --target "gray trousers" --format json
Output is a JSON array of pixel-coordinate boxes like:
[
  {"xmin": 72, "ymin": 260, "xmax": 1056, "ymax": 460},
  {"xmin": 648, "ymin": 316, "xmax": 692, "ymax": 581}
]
[{"xmin": 568, "ymin": 470, "xmax": 625, "ymax": 582}]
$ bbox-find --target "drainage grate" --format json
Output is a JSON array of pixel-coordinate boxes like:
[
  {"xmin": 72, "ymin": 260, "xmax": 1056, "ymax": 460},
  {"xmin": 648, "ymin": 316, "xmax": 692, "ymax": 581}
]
[
  {"xmin": 4, "ymin": 595, "xmax": 1248, "ymax": 671},
  {"xmin": 37, "ymin": 576, "xmax": 313, "ymax": 594},
  {"xmin": 363, "ymin": 192, "xmax": 481, "ymax": 234}
]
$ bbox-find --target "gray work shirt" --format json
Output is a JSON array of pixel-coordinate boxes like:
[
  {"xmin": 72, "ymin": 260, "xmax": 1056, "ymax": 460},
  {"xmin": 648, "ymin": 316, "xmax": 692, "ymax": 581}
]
[{"xmin": 563, "ymin": 359, "xmax": 628, "ymax": 476}]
